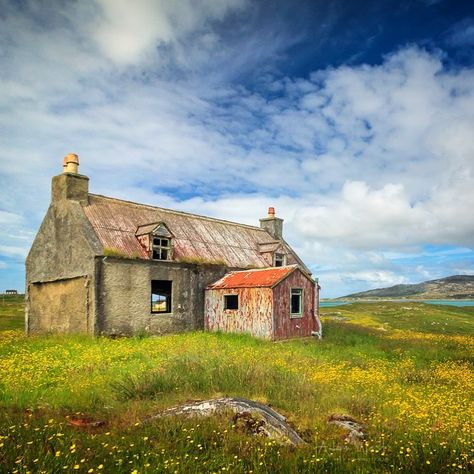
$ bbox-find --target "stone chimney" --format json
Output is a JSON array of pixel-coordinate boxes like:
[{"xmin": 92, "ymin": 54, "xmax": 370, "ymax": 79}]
[
  {"xmin": 259, "ymin": 207, "xmax": 283, "ymax": 240},
  {"xmin": 52, "ymin": 153, "xmax": 89, "ymax": 204}
]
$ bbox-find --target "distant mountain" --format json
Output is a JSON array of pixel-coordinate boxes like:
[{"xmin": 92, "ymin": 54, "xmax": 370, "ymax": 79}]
[{"xmin": 338, "ymin": 275, "xmax": 474, "ymax": 300}]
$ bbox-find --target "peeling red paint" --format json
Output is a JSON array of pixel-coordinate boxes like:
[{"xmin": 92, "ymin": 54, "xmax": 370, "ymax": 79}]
[
  {"xmin": 272, "ymin": 268, "xmax": 319, "ymax": 339},
  {"xmin": 205, "ymin": 287, "xmax": 274, "ymax": 339}
]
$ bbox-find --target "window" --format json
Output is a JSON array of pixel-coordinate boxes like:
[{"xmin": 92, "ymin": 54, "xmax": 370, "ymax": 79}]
[
  {"xmin": 274, "ymin": 253, "xmax": 285, "ymax": 267},
  {"xmin": 152, "ymin": 237, "xmax": 172, "ymax": 260},
  {"xmin": 290, "ymin": 288, "xmax": 303, "ymax": 317},
  {"xmin": 151, "ymin": 280, "xmax": 172, "ymax": 313},
  {"xmin": 224, "ymin": 294, "xmax": 239, "ymax": 310}
]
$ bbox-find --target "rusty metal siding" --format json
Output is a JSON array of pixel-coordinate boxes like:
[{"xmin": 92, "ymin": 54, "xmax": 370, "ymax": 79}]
[
  {"xmin": 205, "ymin": 287, "xmax": 273, "ymax": 339},
  {"xmin": 272, "ymin": 269, "xmax": 317, "ymax": 340}
]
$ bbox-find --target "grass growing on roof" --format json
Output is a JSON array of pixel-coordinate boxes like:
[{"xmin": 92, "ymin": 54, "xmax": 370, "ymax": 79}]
[
  {"xmin": 0, "ymin": 299, "xmax": 473, "ymax": 472},
  {"xmin": 176, "ymin": 255, "xmax": 228, "ymax": 266},
  {"xmin": 103, "ymin": 247, "xmax": 142, "ymax": 259}
]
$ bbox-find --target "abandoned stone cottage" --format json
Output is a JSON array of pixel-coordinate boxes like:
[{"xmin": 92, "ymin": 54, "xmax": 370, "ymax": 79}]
[{"xmin": 26, "ymin": 154, "xmax": 321, "ymax": 340}]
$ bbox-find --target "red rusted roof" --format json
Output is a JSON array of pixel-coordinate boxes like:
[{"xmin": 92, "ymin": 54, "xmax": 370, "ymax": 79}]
[
  {"xmin": 207, "ymin": 265, "xmax": 298, "ymax": 289},
  {"xmin": 82, "ymin": 194, "xmax": 278, "ymax": 267},
  {"xmin": 81, "ymin": 194, "xmax": 311, "ymax": 273}
]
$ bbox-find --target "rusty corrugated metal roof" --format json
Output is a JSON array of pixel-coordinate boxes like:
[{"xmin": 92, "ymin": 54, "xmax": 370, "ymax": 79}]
[
  {"xmin": 82, "ymin": 194, "xmax": 278, "ymax": 267},
  {"xmin": 207, "ymin": 265, "xmax": 298, "ymax": 289}
]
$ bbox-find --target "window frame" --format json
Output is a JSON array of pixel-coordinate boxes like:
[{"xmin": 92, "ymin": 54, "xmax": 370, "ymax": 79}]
[
  {"xmin": 224, "ymin": 294, "xmax": 239, "ymax": 311},
  {"xmin": 151, "ymin": 235, "xmax": 173, "ymax": 261},
  {"xmin": 274, "ymin": 253, "xmax": 286, "ymax": 267},
  {"xmin": 151, "ymin": 280, "xmax": 172, "ymax": 314},
  {"xmin": 290, "ymin": 287, "xmax": 303, "ymax": 318}
]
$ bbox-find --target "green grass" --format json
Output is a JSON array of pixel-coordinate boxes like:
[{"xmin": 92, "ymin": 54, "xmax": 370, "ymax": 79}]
[
  {"xmin": 103, "ymin": 247, "xmax": 142, "ymax": 259},
  {"xmin": 322, "ymin": 301, "xmax": 473, "ymax": 335},
  {"xmin": 176, "ymin": 256, "xmax": 228, "ymax": 266},
  {"xmin": 0, "ymin": 299, "xmax": 472, "ymax": 473},
  {"xmin": 0, "ymin": 294, "xmax": 24, "ymax": 331}
]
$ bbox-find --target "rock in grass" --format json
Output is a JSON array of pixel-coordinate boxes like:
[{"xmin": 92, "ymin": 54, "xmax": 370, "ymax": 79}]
[
  {"xmin": 67, "ymin": 416, "xmax": 105, "ymax": 428},
  {"xmin": 144, "ymin": 397, "xmax": 305, "ymax": 446},
  {"xmin": 327, "ymin": 414, "xmax": 365, "ymax": 445}
]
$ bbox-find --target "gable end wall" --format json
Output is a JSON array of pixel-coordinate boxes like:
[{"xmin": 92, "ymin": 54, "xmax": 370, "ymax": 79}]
[
  {"xmin": 26, "ymin": 201, "xmax": 102, "ymax": 334},
  {"xmin": 272, "ymin": 270, "xmax": 317, "ymax": 339}
]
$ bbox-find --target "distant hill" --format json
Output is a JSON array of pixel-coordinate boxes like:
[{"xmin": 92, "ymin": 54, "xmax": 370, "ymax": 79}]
[{"xmin": 338, "ymin": 275, "xmax": 474, "ymax": 300}]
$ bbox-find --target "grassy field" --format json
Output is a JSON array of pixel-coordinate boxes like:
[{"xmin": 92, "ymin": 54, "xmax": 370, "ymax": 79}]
[
  {"xmin": 0, "ymin": 296, "xmax": 472, "ymax": 473},
  {"xmin": 0, "ymin": 294, "xmax": 24, "ymax": 331}
]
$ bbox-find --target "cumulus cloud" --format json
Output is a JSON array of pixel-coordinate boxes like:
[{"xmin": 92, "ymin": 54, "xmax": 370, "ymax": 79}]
[
  {"xmin": 265, "ymin": 48, "xmax": 474, "ymax": 253},
  {"xmin": 0, "ymin": 1, "xmax": 473, "ymax": 296}
]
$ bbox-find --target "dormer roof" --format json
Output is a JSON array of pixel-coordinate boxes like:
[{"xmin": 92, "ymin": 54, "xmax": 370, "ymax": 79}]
[
  {"xmin": 135, "ymin": 222, "xmax": 173, "ymax": 238},
  {"xmin": 258, "ymin": 241, "xmax": 284, "ymax": 254}
]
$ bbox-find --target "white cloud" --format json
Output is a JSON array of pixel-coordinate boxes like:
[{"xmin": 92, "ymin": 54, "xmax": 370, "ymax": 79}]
[
  {"xmin": 0, "ymin": 245, "xmax": 29, "ymax": 259},
  {"xmin": 87, "ymin": 0, "xmax": 247, "ymax": 66},
  {"xmin": 0, "ymin": 1, "xmax": 473, "ymax": 296},
  {"xmin": 0, "ymin": 211, "xmax": 22, "ymax": 225}
]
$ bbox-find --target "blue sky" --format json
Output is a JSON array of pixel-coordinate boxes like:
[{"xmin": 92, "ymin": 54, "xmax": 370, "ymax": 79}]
[{"xmin": 1, "ymin": 0, "xmax": 473, "ymax": 297}]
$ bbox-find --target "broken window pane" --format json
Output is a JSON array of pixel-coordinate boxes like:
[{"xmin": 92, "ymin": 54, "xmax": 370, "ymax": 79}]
[
  {"xmin": 224, "ymin": 294, "xmax": 239, "ymax": 310},
  {"xmin": 151, "ymin": 280, "xmax": 172, "ymax": 313},
  {"xmin": 290, "ymin": 288, "xmax": 302, "ymax": 316},
  {"xmin": 152, "ymin": 236, "xmax": 172, "ymax": 260}
]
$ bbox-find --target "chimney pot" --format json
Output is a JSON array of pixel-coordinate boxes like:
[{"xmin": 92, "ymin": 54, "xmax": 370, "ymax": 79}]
[
  {"xmin": 268, "ymin": 207, "xmax": 275, "ymax": 218},
  {"xmin": 63, "ymin": 153, "xmax": 79, "ymax": 174}
]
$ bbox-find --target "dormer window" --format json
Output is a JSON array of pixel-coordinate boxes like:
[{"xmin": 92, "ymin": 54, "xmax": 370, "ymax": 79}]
[
  {"xmin": 274, "ymin": 253, "xmax": 286, "ymax": 267},
  {"xmin": 136, "ymin": 221, "xmax": 173, "ymax": 261},
  {"xmin": 152, "ymin": 237, "xmax": 172, "ymax": 260}
]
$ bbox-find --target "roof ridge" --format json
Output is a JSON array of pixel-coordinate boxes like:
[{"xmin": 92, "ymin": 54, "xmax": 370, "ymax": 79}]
[
  {"xmin": 227, "ymin": 264, "xmax": 298, "ymax": 274},
  {"xmin": 88, "ymin": 193, "xmax": 269, "ymax": 232}
]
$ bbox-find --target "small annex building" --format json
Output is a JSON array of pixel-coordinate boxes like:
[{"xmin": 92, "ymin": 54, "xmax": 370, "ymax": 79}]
[
  {"xmin": 206, "ymin": 266, "xmax": 319, "ymax": 340},
  {"xmin": 26, "ymin": 154, "xmax": 321, "ymax": 339}
]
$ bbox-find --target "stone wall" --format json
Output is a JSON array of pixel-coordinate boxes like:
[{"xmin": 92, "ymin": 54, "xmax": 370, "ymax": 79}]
[{"xmin": 96, "ymin": 257, "xmax": 228, "ymax": 335}]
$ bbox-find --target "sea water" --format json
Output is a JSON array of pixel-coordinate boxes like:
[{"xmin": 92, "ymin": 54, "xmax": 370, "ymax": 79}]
[{"xmin": 320, "ymin": 300, "xmax": 474, "ymax": 308}]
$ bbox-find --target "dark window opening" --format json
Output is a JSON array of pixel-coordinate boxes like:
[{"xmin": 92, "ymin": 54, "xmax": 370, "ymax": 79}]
[
  {"xmin": 151, "ymin": 280, "xmax": 172, "ymax": 313},
  {"xmin": 224, "ymin": 294, "xmax": 239, "ymax": 310},
  {"xmin": 274, "ymin": 253, "xmax": 285, "ymax": 267},
  {"xmin": 290, "ymin": 288, "xmax": 302, "ymax": 316},
  {"xmin": 152, "ymin": 237, "xmax": 172, "ymax": 260}
]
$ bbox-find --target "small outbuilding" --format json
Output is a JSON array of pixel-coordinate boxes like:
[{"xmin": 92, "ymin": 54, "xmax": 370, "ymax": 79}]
[{"xmin": 205, "ymin": 265, "xmax": 321, "ymax": 340}]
